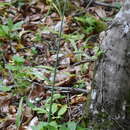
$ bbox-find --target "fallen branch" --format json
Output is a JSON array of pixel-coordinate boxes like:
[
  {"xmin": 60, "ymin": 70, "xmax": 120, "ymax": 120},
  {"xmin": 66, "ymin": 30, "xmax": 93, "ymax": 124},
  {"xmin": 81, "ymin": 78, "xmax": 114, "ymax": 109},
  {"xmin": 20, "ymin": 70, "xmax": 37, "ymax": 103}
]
[
  {"xmin": 73, "ymin": 59, "xmax": 95, "ymax": 66},
  {"xmin": 85, "ymin": 0, "xmax": 121, "ymax": 9},
  {"xmin": 94, "ymin": 1, "xmax": 120, "ymax": 8},
  {"xmin": 44, "ymin": 86, "xmax": 88, "ymax": 94}
]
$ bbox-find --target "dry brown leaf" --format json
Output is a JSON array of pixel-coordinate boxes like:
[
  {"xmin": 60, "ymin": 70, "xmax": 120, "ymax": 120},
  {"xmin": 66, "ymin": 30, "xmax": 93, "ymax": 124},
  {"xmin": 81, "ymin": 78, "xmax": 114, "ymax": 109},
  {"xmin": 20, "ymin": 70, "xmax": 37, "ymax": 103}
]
[
  {"xmin": 42, "ymin": 16, "xmax": 53, "ymax": 26},
  {"xmin": 55, "ymin": 75, "xmax": 76, "ymax": 87},
  {"xmin": 94, "ymin": 7, "xmax": 106, "ymax": 18},
  {"xmin": 30, "ymin": 14, "xmax": 41, "ymax": 21},
  {"xmin": 36, "ymin": 2, "xmax": 45, "ymax": 13},
  {"xmin": 9, "ymin": 105, "xmax": 17, "ymax": 114},
  {"xmin": 59, "ymin": 57, "xmax": 70, "ymax": 69},
  {"xmin": 71, "ymin": 95, "xmax": 87, "ymax": 104},
  {"xmin": 0, "ymin": 115, "xmax": 16, "ymax": 129},
  {"xmin": 49, "ymin": 68, "xmax": 76, "ymax": 87},
  {"xmin": 22, "ymin": 106, "xmax": 33, "ymax": 126},
  {"xmin": 23, "ymin": 24, "xmax": 38, "ymax": 31},
  {"xmin": 26, "ymin": 117, "xmax": 38, "ymax": 130},
  {"xmin": 0, "ymin": 92, "xmax": 12, "ymax": 114},
  {"xmin": 28, "ymin": 85, "xmax": 46, "ymax": 101}
]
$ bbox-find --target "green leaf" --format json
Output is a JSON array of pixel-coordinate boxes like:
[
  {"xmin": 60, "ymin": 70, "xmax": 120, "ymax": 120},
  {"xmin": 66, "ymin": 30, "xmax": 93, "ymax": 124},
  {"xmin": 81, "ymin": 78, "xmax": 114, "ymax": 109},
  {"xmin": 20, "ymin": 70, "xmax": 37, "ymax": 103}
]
[
  {"xmin": 114, "ymin": 2, "xmax": 121, "ymax": 9},
  {"xmin": 16, "ymin": 97, "xmax": 23, "ymax": 128},
  {"xmin": 35, "ymin": 65, "xmax": 54, "ymax": 71},
  {"xmin": 101, "ymin": 17, "xmax": 113, "ymax": 22},
  {"xmin": 6, "ymin": 64, "xmax": 19, "ymax": 71},
  {"xmin": 67, "ymin": 122, "xmax": 77, "ymax": 130},
  {"xmin": 31, "ymin": 47, "xmax": 37, "ymax": 54},
  {"xmin": 26, "ymin": 100, "xmax": 35, "ymax": 109},
  {"xmin": 52, "ymin": 103, "xmax": 58, "ymax": 114},
  {"xmin": 77, "ymin": 126, "xmax": 90, "ymax": 130},
  {"xmin": 0, "ymin": 25, "xmax": 9, "ymax": 37},
  {"xmin": 12, "ymin": 21, "xmax": 24, "ymax": 31},
  {"xmin": 32, "ymin": 107, "xmax": 47, "ymax": 114},
  {"xmin": 7, "ymin": 19, "xmax": 14, "ymax": 30},
  {"xmin": 59, "ymin": 126, "xmax": 69, "ymax": 130},
  {"xmin": 49, "ymin": 121, "xmax": 58, "ymax": 129},
  {"xmin": 34, "ymin": 33, "xmax": 42, "ymax": 42},
  {"xmin": 31, "ymin": 70, "xmax": 45, "ymax": 80},
  {"xmin": 0, "ymin": 2, "xmax": 10, "ymax": 7},
  {"xmin": 52, "ymin": 3, "xmax": 61, "ymax": 17},
  {"xmin": 53, "ymin": 94, "xmax": 63, "ymax": 100},
  {"xmin": 48, "ymin": 125, "xmax": 57, "ymax": 130},
  {"xmin": 0, "ymin": 86, "xmax": 12, "ymax": 92},
  {"xmin": 13, "ymin": 55, "xmax": 25, "ymax": 64},
  {"xmin": 1, "ymin": 25, "xmax": 9, "ymax": 34},
  {"xmin": 31, "ymin": 122, "xmax": 47, "ymax": 130},
  {"xmin": 46, "ymin": 94, "xmax": 65, "ymax": 104},
  {"xmin": 0, "ymin": 19, "xmax": 23, "ymax": 39},
  {"xmin": 32, "ymin": 121, "xmax": 58, "ymax": 130},
  {"xmin": 75, "ymin": 15, "xmax": 107, "ymax": 35},
  {"xmin": 58, "ymin": 104, "xmax": 67, "ymax": 116}
]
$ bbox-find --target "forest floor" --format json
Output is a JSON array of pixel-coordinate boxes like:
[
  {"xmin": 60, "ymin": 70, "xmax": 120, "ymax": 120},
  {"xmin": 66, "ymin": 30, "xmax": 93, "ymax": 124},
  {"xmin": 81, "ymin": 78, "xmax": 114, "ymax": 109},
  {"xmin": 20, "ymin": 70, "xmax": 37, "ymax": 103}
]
[{"xmin": 0, "ymin": 0, "xmax": 122, "ymax": 129}]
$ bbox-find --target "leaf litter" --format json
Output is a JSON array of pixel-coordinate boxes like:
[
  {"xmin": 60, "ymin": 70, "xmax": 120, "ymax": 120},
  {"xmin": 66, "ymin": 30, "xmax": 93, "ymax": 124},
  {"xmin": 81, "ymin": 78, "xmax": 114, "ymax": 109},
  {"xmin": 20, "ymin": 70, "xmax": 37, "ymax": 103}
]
[{"xmin": 0, "ymin": 0, "xmax": 121, "ymax": 129}]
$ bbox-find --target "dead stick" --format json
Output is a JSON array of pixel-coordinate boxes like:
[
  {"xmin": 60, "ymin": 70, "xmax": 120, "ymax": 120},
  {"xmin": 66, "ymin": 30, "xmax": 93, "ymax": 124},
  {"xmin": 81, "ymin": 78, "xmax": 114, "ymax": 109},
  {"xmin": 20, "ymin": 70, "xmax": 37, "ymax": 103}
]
[
  {"xmin": 85, "ymin": 0, "xmax": 121, "ymax": 9},
  {"xmin": 44, "ymin": 86, "xmax": 88, "ymax": 94},
  {"xmin": 94, "ymin": 1, "xmax": 120, "ymax": 8},
  {"xmin": 73, "ymin": 59, "xmax": 95, "ymax": 66}
]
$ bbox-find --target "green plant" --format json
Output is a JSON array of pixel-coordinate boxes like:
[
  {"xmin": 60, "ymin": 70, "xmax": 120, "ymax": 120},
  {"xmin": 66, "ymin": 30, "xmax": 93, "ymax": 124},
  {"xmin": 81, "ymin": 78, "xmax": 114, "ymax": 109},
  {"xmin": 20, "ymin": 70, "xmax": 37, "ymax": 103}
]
[
  {"xmin": 0, "ymin": 2, "xmax": 11, "ymax": 7},
  {"xmin": 92, "ymin": 46, "xmax": 104, "ymax": 60},
  {"xmin": 47, "ymin": 0, "xmax": 72, "ymax": 16},
  {"xmin": 0, "ymin": 81, "xmax": 12, "ymax": 92},
  {"xmin": 32, "ymin": 121, "xmax": 58, "ymax": 130},
  {"xmin": 33, "ymin": 33, "xmax": 42, "ymax": 42},
  {"xmin": 63, "ymin": 33, "xmax": 84, "ymax": 52},
  {"xmin": 46, "ymin": 0, "xmax": 68, "ymax": 123},
  {"xmin": 0, "ymin": 19, "xmax": 23, "ymax": 40},
  {"xmin": 114, "ymin": 2, "xmax": 121, "ymax": 9},
  {"xmin": 62, "ymin": 33, "xmax": 88, "ymax": 61},
  {"xmin": 75, "ymin": 15, "xmax": 107, "ymax": 35},
  {"xmin": 73, "ymin": 80, "xmax": 86, "ymax": 89},
  {"xmin": 4, "ymin": 55, "xmax": 56, "ymax": 92},
  {"xmin": 29, "ymin": 65, "xmax": 54, "ymax": 84},
  {"xmin": 6, "ymin": 55, "xmax": 31, "ymax": 91},
  {"xmin": 16, "ymin": 97, "xmax": 24, "ymax": 129},
  {"xmin": 32, "ymin": 94, "xmax": 67, "ymax": 119},
  {"xmin": 31, "ymin": 121, "xmax": 90, "ymax": 130},
  {"xmin": 31, "ymin": 47, "xmax": 38, "ymax": 55},
  {"xmin": 11, "ymin": 0, "xmax": 26, "ymax": 7}
]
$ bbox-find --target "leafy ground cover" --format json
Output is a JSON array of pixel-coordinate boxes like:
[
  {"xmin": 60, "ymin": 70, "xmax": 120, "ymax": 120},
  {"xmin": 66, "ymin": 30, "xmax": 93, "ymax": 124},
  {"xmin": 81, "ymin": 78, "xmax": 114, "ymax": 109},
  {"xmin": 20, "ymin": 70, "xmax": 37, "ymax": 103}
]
[{"xmin": 0, "ymin": 0, "xmax": 121, "ymax": 129}]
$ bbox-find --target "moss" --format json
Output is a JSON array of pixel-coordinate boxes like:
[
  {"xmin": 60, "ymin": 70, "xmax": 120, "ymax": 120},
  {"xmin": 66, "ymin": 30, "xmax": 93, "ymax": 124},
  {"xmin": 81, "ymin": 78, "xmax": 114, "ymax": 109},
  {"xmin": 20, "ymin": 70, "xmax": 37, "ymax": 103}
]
[{"xmin": 75, "ymin": 14, "xmax": 107, "ymax": 35}]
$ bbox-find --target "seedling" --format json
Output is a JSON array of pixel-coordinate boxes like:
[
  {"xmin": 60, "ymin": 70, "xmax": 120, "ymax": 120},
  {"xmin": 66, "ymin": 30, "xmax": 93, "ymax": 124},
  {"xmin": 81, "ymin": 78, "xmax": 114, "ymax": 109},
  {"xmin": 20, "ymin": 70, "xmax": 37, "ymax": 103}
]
[
  {"xmin": 0, "ymin": 19, "xmax": 23, "ymax": 40},
  {"xmin": 32, "ymin": 93, "xmax": 67, "ymax": 120}
]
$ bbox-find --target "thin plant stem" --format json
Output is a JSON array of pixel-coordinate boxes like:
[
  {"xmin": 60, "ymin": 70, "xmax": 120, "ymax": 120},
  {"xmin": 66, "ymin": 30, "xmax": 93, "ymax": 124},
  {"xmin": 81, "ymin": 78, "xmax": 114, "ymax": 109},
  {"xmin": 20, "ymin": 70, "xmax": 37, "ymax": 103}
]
[{"xmin": 48, "ymin": 0, "xmax": 67, "ymax": 122}]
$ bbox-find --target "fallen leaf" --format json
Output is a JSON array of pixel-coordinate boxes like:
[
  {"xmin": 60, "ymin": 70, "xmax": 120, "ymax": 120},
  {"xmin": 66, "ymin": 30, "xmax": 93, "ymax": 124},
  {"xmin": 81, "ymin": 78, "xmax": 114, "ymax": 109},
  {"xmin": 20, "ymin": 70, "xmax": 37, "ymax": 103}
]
[
  {"xmin": 26, "ymin": 117, "xmax": 38, "ymax": 130},
  {"xmin": 95, "ymin": 7, "xmax": 106, "ymax": 18},
  {"xmin": 71, "ymin": 95, "xmax": 87, "ymax": 104}
]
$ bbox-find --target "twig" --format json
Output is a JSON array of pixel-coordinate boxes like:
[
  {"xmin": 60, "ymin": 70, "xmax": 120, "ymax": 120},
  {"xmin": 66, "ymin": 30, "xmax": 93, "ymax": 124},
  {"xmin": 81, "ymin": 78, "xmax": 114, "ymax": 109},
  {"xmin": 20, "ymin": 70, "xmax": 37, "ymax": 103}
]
[
  {"xmin": 86, "ymin": 0, "xmax": 94, "ymax": 8},
  {"xmin": 73, "ymin": 59, "xmax": 95, "ymax": 66},
  {"xmin": 66, "ymin": 93, "xmax": 72, "ymax": 121},
  {"xmin": 94, "ymin": 1, "xmax": 120, "ymax": 9},
  {"xmin": 85, "ymin": 0, "xmax": 121, "ymax": 9},
  {"xmin": 44, "ymin": 86, "xmax": 88, "ymax": 94},
  {"xmin": 9, "ymin": 82, "xmax": 88, "ymax": 94}
]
